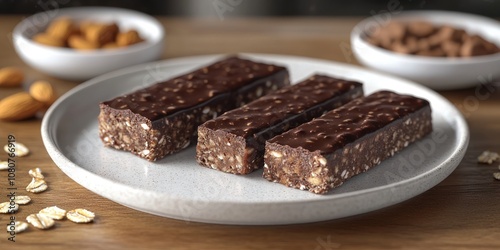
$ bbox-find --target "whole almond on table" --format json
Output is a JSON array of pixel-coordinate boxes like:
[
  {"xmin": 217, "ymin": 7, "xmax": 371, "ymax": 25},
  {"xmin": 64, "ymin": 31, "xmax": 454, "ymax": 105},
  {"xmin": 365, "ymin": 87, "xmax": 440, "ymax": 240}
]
[
  {"xmin": 33, "ymin": 33, "xmax": 65, "ymax": 47},
  {"xmin": 29, "ymin": 80, "xmax": 57, "ymax": 106},
  {"xmin": 0, "ymin": 92, "xmax": 43, "ymax": 121},
  {"xmin": 0, "ymin": 67, "xmax": 24, "ymax": 87}
]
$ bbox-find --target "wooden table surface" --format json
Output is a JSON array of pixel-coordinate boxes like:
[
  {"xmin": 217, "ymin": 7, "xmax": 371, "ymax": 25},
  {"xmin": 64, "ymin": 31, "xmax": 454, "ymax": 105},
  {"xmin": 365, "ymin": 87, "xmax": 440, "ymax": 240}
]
[{"xmin": 1, "ymin": 15, "xmax": 500, "ymax": 250}]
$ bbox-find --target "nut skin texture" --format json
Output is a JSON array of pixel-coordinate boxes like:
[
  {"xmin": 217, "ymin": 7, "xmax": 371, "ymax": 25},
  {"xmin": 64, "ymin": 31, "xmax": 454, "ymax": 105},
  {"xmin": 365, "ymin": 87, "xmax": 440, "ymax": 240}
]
[
  {"xmin": 0, "ymin": 92, "xmax": 43, "ymax": 121},
  {"xmin": 407, "ymin": 21, "xmax": 435, "ymax": 37},
  {"xmin": 0, "ymin": 67, "xmax": 24, "ymax": 87},
  {"xmin": 32, "ymin": 18, "xmax": 145, "ymax": 50},
  {"xmin": 102, "ymin": 42, "xmax": 120, "ymax": 49},
  {"xmin": 116, "ymin": 30, "xmax": 143, "ymax": 47},
  {"xmin": 84, "ymin": 23, "xmax": 119, "ymax": 46},
  {"xmin": 368, "ymin": 20, "xmax": 499, "ymax": 57},
  {"xmin": 29, "ymin": 80, "xmax": 57, "ymax": 107},
  {"xmin": 46, "ymin": 17, "xmax": 75, "ymax": 41},
  {"xmin": 78, "ymin": 20, "xmax": 94, "ymax": 34},
  {"xmin": 68, "ymin": 35, "xmax": 99, "ymax": 50},
  {"xmin": 33, "ymin": 33, "xmax": 65, "ymax": 47}
]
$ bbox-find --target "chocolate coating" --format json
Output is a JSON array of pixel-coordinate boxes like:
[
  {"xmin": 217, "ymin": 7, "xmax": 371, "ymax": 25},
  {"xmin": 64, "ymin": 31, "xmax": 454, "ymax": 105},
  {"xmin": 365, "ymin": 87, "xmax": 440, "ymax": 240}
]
[
  {"xmin": 264, "ymin": 90, "xmax": 432, "ymax": 194},
  {"xmin": 269, "ymin": 90, "xmax": 430, "ymax": 153},
  {"xmin": 102, "ymin": 56, "xmax": 286, "ymax": 121},
  {"xmin": 197, "ymin": 74, "xmax": 363, "ymax": 174},
  {"xmin": 98, "ymin": 56, "xmax": 290, "ymax": 161},
  {"xmin": 202, "ymin": 75, "xmax": 362, "ymax": 138}
]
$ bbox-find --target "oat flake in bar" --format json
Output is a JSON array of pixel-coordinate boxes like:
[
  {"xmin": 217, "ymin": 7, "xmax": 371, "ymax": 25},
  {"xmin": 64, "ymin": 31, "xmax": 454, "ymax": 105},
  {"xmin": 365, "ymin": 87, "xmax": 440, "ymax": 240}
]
[
  {"xmin": 264, "ymin": 90, "xmax": 432, "ymax": 194},
  {"xmin": 197, "ymin": 75, "xmax": 363, "ymax": 174},
  {"xmin": 98, "ymin": 56, "xmax": 290, "ymax": 161}
]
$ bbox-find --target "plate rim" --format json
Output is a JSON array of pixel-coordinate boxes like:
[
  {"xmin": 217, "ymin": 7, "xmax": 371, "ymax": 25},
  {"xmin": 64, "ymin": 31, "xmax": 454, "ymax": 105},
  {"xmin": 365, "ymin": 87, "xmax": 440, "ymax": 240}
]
[{"xmin": 41, "ymin": 53, "xmax": 469, "ymax": 223}]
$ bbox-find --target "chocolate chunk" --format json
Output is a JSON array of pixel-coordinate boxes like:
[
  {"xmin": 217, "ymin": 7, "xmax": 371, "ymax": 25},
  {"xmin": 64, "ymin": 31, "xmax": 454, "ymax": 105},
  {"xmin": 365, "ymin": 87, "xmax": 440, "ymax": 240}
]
[
  {"xmin": 264, "ymin": 91, "xmax": 432, "ymax": 194},
  {"xmin": 98, "ymin": 56, "xmax": 290, "ymax": 161},
  {"xmin": 196, "ymin": 75, "xmax": 363, "ymax": 174}
]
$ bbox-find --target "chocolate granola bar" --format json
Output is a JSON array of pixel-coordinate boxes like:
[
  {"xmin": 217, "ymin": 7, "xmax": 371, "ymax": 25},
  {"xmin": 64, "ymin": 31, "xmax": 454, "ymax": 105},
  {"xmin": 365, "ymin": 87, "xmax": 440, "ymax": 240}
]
[
  {"xmin": 196, "ymin": 75, "xmax": 363, "ymax": 174},
  {"xmin": 98, "ymin": 56, "xmax": 290, "ymax": 161},
  {"xmin": 264, "ymin": 91, "xmax": 432, "ymax": 194}
]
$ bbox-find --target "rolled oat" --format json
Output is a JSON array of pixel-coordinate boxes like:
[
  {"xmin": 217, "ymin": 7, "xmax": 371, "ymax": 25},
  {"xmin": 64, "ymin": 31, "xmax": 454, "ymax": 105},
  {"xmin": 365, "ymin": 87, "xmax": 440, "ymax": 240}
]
[
  {"xmin": 26, "ymin": 213, "xmax": 55, "ymax": 229},
  {"xmin": 494, "ymin": 172, "xmax": 500, "ymax": 181},
  {"xmin": 477, "ymin": 151, "xmax": 499, "ymax": 164},
  {"xmin": 14, "ymin": 195, "xmax": 31, "ymax": 205},
  {"xmin": 0, "ymin": 161, "xmax": 8, "ymax": 170},
  {"xmin": 28, "ymin": 167, "xmax": 44, "ymax": 179},
  {"xmin": 3, "ymin": 142, "xmax": 29, "ymax": 157},
  {"xmin": 6, "ymin": 221, "xmax": 28, "ymax": 234},
  {"xmin": 66, "ymin": 209, "xmax": 95, "ymax": 223},
  {"xmin": 26, "ymin": 178, "xmax": 48, "ymax": 193},
  {"xmin": 0, "ymin": 202, "xmax": 19, "ymax": 213},
  {"xmin": 39, "ymin": 206, "xmax": 66, "ymax": 220}
]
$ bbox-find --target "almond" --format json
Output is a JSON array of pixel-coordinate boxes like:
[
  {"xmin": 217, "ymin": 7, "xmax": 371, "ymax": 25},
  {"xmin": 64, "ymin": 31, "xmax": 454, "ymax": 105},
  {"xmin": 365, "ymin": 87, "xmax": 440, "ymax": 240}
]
[
  {"xmin": 102, "ymin": 42, "xmax": 120, "ymax": 49},
  {"xmin": 33, "ymin": 33, "xmax": 65, "ymax": 47},
  {"xmin": 116, "ymin": 30, "xmax": 143, "ymax": 47},
  {"xmin": 68, "ymin": 35, "xmax": 99, "ymax": 50},
  {"xmin": 46, "ymin": 17, "xmax": 75, "ymax": 41},
  {"xmin": 0, "ymin": 67, "xmax": 24, "ymax": 87},
  {"xmin": 78, "ymin": 20, "xmax": 95, "ymax": 34},
  {"xmin": 85, "ymin": 23, "xmax": 119, "ymax": 46},
  {"xmin": 0, "ymin": 92, "xmax": 43, "ymax": 121},
  {"xmin": 29, "ymin": 80, "xmax": 57, "ymax": 106}
]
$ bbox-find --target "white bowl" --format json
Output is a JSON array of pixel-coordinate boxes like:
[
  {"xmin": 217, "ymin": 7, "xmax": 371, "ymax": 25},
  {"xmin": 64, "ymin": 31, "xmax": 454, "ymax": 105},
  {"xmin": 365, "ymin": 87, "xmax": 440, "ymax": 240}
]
[
  {"xmin": 13, "ymin": 7, "xmax": 164, "ymax": 81},
  {"xmin": 351, "ymin": 11, "xmax": 500, "ymax": 90}
]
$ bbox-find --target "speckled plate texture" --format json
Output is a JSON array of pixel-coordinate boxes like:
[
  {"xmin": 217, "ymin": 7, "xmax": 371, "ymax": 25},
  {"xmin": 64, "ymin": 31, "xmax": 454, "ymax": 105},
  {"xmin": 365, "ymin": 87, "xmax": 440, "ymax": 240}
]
[{"xmin": 41, "ymin": 54, "xmax": 469, "ymax": 225}]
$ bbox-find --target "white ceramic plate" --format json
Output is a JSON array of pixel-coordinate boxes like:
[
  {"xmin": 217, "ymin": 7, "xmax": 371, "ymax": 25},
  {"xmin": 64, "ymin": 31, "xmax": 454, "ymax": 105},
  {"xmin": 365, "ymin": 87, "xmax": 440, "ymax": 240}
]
[{"xmin": 41, "ymin": 54, "xmax": 468, "ymax": 225}]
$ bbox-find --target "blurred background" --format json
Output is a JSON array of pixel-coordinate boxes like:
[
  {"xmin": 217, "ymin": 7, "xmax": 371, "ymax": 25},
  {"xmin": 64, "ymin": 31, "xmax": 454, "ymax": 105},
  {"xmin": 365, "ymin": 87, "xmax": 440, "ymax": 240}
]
[{"xmin": 1, "ymin": 0, "xmax": 499, "ymax": 17}]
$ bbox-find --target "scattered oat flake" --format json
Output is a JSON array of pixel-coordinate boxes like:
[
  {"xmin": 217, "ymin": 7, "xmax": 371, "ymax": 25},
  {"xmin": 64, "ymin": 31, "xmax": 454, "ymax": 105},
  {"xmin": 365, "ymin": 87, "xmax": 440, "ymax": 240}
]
[
  {"xmin": 477, "ymin": 151, "xmax": 499, "ymax": 164},
  {"xmin": 66, "ymin": 209, "xmax": 95, "ymax": 223},
  {"xmin": 39, "ymin": 206, "xmax": 66, "ymax": 220},
  {"xmin": 494, "ymin": 172, "xmax": 500, "ymax": 181},
  {"xmin": 0, "ymin": 202, "xmax": 19, "ymax": 213},
  {"xmin": 3, "ymin": 142, "xmax": 30, "ymax": 157},
  {"xmin": 26, "ymin": 178, "xmax": 48, "ymax": 193},
  {"xmin": 14, "ymin": 195, "xmax": 31, "ymax": 205},
  {"xmin": 29, "ymin": 167, "xmax": 44, "ymax": 179},
  {"xmin": 6, "ymin": 221, "xmax": 29, "ymax": 234},
  {"xmin": 0, "ymin": 161, "xmax": 8, "ymax": 170},
  {"xmin": 26, "ymin": 213, "xmax": 55, "ymax": 229}
]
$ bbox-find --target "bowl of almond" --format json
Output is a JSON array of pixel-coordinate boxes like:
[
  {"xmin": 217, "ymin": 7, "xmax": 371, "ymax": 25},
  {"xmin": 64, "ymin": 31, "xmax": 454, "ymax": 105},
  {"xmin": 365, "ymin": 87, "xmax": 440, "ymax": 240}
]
[
  {"xmin": 13, "ymin": 7, "xmax": 164, "ymax": 80},
  {"xmin": 351, "ymin": 11, "xmax": 500, "ymax": 90}
]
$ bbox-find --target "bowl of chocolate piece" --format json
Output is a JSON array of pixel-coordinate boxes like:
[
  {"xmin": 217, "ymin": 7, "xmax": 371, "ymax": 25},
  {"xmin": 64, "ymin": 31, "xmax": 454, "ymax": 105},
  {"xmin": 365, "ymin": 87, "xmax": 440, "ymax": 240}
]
[
  {"xmin": 13, "ymin": 7, "xmax": 164, "ymax": 80},
  {"xmin": 351, "ymin": 11, "xmax": 500, "ymax": 90}
]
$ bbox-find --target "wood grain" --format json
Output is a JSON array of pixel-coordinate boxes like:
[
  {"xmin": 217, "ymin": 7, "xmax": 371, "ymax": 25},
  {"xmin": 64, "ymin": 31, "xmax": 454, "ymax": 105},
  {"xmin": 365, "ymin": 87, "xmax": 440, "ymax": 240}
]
[{"xmin": 1, "ymin": 16, "xmax": 500, "ymax": 250}]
